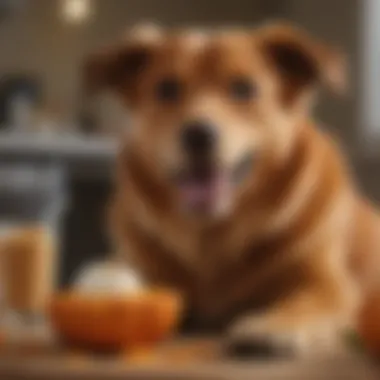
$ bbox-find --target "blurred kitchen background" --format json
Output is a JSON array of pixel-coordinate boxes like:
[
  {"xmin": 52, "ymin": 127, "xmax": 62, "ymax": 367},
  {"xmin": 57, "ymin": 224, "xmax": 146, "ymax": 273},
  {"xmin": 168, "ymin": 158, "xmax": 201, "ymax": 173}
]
[{"xmin": 0, "ymin": 0, "xmax": 379, "ymax": 288}]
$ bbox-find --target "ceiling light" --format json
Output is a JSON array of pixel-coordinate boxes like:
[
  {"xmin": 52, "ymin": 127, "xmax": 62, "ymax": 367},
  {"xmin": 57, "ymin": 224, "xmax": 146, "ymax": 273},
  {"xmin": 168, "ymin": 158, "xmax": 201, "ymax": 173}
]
[{"xmin": 61, "ymin": 0, "xmax": 92, "ymax": 24}]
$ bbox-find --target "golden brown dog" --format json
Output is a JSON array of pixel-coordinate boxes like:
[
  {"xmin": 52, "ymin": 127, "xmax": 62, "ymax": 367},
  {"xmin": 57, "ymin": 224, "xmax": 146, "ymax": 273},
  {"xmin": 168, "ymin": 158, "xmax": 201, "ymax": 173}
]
[{"xmin": 85, "ymin": 23, "xmax": 380, "ymax": 354}]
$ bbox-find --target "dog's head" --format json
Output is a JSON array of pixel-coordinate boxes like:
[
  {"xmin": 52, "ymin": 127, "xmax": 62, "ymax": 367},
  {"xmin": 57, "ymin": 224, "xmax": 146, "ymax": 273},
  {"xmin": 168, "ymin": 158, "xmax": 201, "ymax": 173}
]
[{"xmin": 85, "ymin": 23, "xmax": 345, "ymax": 218}]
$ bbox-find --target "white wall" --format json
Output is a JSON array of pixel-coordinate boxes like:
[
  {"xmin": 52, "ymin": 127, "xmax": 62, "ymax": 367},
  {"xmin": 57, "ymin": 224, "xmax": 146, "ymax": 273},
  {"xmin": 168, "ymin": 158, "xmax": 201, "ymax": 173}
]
[{"xmin": 360, "ymin": 0, "xmax": 380, "ymax": 144}]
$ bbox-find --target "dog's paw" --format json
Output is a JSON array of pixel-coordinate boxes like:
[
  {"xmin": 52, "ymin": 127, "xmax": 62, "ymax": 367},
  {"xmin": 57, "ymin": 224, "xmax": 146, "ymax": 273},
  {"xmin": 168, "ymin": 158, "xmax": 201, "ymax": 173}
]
[{"xmin": 225, "ymin": 316, "xmax": 307, "ymax": 359}]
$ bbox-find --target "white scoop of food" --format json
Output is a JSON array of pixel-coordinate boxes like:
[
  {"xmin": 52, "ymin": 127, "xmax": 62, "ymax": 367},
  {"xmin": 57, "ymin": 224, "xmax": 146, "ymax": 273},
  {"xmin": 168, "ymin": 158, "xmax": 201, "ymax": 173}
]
[{"xmin": 73, "ymin": 261, "xmax": 144, "ymax": 295}]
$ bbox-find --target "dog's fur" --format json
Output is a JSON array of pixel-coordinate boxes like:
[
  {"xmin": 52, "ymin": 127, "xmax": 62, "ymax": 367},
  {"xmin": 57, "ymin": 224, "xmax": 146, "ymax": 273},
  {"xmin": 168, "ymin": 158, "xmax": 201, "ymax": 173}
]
[{"xmin": 85, "ymin": 23, "xmax": 380, "ymax": 352}]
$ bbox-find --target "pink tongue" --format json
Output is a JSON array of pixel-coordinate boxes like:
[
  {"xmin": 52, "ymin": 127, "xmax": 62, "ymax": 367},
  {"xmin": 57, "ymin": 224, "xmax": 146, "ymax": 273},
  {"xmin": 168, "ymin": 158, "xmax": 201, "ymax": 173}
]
[
  {"xmin": 180, "ymin": 174, "xmax": 229, "ymax": 210},
  {"xmin": 182, "ymin": 182, "xmax": 215, "ymax": 205}
]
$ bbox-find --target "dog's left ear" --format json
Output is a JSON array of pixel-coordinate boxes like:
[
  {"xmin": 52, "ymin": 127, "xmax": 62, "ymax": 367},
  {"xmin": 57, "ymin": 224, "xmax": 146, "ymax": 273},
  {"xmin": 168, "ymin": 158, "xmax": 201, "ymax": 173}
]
[
  {"xmin": 83, "ymin": 23, "xmax": 162, "ymax": 103},
  {"xmin": 259, "ymin": 23, "xmax": 347, "ymax": 102}
]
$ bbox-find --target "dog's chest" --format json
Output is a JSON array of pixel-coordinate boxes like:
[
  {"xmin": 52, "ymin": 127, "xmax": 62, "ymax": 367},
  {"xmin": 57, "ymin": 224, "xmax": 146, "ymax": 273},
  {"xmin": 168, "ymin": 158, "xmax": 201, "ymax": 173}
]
[
  {"xmin": 155, "ymin": 223, "xmax": 257, "ymax": 291},
  {"xmin": 158, "ymin": 222, "xmax": 234, "ymax": 277},
  {"xmin": 128, "ymin": 215, "xmax": 305, "ymax": 329}
]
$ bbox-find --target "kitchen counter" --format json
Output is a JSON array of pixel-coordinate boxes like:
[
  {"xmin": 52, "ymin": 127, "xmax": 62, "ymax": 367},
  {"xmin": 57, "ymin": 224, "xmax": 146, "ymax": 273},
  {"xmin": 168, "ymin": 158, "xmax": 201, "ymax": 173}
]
[
  {"xmin": 0, "ymin": 132, "xmax": 117, "ymax": 179},
  {"xmin": 0, "ymin": 132, "xmax": 116, "ymax": 158}
]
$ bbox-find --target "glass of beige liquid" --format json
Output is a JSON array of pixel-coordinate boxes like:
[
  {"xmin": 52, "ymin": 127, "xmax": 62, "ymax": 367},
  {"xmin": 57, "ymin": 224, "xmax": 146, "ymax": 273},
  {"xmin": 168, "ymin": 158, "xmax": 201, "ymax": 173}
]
[{"xmin": 0, "ymin": 225, "xmax": 57, "ymax": 325}]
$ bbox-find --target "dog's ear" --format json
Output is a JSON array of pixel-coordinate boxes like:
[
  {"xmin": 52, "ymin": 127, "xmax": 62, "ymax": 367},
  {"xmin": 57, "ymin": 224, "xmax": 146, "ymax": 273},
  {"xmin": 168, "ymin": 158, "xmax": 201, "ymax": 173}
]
[
  {"xmin": 258, "ymin": 23, "xmax": 347, "ymax": 103},
  {"xmin": 83, "ymin": 23, "xmax": 161, "ymax": 102},
  {"xmin": 84, "ymin": 44, "xmax": 152, "ymax": 95}
]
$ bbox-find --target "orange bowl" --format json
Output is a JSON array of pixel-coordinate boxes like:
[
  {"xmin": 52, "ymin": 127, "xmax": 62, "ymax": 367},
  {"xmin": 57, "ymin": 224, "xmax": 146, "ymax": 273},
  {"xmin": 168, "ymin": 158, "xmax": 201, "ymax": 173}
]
[{"xmin": 48, "ymin": 290, "xmax": 183, "ymax": 351}]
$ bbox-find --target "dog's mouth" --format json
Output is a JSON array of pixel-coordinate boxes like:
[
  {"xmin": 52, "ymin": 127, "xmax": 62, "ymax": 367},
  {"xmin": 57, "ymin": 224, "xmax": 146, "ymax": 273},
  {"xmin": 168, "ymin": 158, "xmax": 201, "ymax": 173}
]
[
  {"xmin": 172, "ymin": 153, "xmax": 255, "ymax": 215},
  {"xmin": 175, "ymin": 168, "xmax": 229, "ymax": 213}
]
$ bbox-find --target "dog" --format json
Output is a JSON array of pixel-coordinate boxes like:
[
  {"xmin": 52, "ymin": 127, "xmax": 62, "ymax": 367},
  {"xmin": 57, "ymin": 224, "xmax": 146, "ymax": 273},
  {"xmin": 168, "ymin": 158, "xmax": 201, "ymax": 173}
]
[{"xmin": 85, "ymin": 22, "xmax": 380, "ymax": 355}]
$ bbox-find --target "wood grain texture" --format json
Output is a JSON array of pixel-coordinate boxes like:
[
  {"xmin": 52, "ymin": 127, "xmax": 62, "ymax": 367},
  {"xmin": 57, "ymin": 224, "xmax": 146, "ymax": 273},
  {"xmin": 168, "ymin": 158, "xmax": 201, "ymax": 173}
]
[{"xmin": 0, "ymin": 338, "xmax": 378, "ymax": 380}]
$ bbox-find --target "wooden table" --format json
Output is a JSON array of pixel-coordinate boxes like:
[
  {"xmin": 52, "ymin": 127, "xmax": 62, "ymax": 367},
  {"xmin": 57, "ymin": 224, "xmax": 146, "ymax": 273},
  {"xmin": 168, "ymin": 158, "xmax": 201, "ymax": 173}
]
[{"xmin": 0, "ymin": 337, "xmax": 378, "ymax": 380}]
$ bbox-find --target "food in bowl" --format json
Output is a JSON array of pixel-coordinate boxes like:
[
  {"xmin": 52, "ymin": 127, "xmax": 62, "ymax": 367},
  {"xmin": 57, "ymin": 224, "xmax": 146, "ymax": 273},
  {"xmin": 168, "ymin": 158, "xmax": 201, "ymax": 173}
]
[{"xmin": 48, "ymin": 262, "xmax": 183, "ymax": 351}]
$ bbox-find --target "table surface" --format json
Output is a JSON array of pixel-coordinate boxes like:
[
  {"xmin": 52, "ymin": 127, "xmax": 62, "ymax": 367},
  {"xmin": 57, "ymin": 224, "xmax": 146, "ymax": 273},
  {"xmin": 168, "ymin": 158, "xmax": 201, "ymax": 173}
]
[{"xmin": 0, "ymin": 336, "xmax": 378, "ymax": 380}]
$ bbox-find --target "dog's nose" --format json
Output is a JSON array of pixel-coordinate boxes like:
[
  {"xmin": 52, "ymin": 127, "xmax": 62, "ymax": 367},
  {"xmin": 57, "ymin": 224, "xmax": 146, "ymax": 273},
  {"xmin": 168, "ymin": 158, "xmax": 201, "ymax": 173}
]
[{"xmin": 181, "ymin": 120, "xmax": 216, "ymax": 155}]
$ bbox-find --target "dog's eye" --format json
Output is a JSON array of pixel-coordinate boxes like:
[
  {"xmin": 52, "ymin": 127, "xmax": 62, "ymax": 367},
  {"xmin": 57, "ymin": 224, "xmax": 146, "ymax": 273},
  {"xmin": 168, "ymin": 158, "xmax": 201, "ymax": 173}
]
[
  {"xmin": 155, "ymin": 77, "xmax": 182, "ymax": 102},
  {"xmin": 229, "ymin": 77, "xmax": 257, "ymax": 101}
]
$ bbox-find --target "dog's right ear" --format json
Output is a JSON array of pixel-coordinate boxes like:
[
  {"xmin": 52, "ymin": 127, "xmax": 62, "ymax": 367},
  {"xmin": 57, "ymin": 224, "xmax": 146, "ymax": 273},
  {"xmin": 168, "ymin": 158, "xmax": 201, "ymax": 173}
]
[
  {"xmin": 83, "ymin": 24, "xmax": 161, "ymax": 101},
  {"xmin": 258, "ymin": 23, "xmax": 347, "ymax": 104}
]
